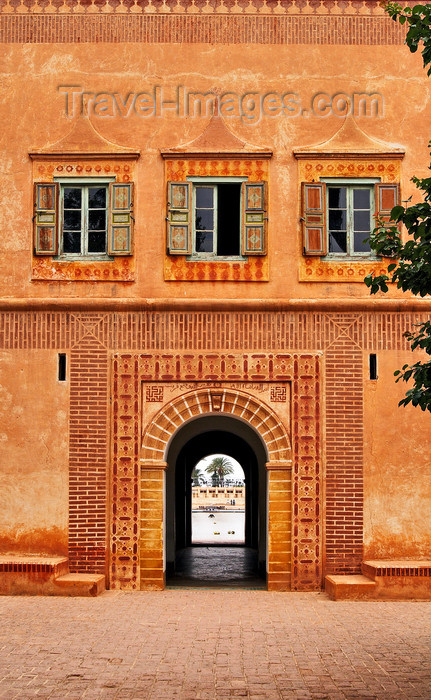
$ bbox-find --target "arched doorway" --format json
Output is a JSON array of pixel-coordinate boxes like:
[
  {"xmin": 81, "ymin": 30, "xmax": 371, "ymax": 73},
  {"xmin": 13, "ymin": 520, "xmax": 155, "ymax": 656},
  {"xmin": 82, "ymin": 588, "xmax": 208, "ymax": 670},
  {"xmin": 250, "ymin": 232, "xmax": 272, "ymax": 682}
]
[
  {"xmin": 165, "ymin": 415, "xmax": 268, "ymax": 587},
  {"xmin": 111, "ymin": 353, "xmax": 322, "ymax": 592},
  {"xmin": 137, "ymin": 387, "xmax": 293, "ymax": 591}
]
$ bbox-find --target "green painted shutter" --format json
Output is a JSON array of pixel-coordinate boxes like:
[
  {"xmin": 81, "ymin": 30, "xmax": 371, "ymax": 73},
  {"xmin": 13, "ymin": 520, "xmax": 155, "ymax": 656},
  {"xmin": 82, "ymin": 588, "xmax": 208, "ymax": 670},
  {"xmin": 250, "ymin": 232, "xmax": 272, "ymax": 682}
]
[
  {"xmin": 375, "ymin": 183, "xmax": 400, "ymax": 222},
  {"xmin": 241, "ymin": 182, "xmax": 267, "ymax": 256},
  {"xmin": 108, "ymin": 182, "xmax": 134, "ymax": 255},
  {"xmin": 34, "ymin": 183, "xmax": 59, "ymax": 255},
  {"xmin": 302, "ymin": 182, "xmax": 327, "ymax": 256},
  {"xmin": 167, "ymin": 182, "xmax": 191, "ymax": 255}
]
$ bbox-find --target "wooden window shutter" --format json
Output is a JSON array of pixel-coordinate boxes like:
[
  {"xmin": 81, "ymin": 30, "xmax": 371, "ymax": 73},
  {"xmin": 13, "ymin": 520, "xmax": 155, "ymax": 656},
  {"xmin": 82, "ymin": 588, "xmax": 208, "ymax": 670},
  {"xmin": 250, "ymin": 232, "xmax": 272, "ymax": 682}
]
[
  {"xmin": 34, "ymin": 183, "xmax": 58, "ymax": 255},
  {"xmin": 241, "ymin": 182, "xmax": 267, "ymax": 256},
  {"xmin": 108, "ymin": 183, "xmax": 134, "ymax": 255},
  {"xmin": 375, "ymin": 183, "xmax": 400, "ymax": 222},
  {"xmin": 166, "ymin": 182, "xmax": 191, "ymax": 255},
  {"xmin": 302, "ymin": 182, "xmax": 327, "ymax": 256}
]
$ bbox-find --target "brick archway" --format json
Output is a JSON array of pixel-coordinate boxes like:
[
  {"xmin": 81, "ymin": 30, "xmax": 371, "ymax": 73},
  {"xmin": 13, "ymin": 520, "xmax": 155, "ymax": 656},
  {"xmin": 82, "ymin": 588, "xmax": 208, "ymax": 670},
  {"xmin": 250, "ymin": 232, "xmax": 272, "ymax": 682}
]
[
  {"xmin": 141, "ymin": 387, "xmax": 292, "ymax": 463},
  {"xmin": 140, "ymin": 388, "xmax": 291, "ymax": 590},
  {"xmin": 111, "ymin": 352, "xmax": 322, "ymax": 592}
]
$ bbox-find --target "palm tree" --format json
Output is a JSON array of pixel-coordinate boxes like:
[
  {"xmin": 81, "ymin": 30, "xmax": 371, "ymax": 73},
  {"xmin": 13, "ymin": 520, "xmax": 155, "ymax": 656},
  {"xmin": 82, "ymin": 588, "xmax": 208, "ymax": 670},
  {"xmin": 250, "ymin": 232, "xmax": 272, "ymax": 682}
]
[
  {"xmin": 191, "ymin": 467, "xmax": 204, "ymax": 486},
  {"xmin": 204, "ymin": 456, "xmax": 234, "ymax": 487}
]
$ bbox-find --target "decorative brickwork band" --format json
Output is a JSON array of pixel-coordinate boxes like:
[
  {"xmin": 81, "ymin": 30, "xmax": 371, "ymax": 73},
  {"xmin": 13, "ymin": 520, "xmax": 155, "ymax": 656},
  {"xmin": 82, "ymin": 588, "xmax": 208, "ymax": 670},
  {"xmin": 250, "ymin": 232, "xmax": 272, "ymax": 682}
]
[
  {"xmin": 0, "ymin": 311, "xmax": 70, "ymax": 349},
  {"xmin": 362, "ymin": 562, "xmax": 431, "ymax": 578},
  {"xmin": 0, "ymin": 0, "xmax": 409, "ymax": 15},
  {"xmin": 107, "ymin": 311, "xmax": 419, "ymax": 353},
  {"xmin": 0, "ymin": 12, "xmax": 407, "ymax": 45}
]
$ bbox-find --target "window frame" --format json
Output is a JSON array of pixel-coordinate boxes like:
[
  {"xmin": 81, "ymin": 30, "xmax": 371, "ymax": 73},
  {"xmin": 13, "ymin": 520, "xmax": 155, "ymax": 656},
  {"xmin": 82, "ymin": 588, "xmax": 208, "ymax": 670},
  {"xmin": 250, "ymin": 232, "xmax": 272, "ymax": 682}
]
[
  {"xmin": 55, "ymin": 177, "xmax": 115, "ymax": 261},
  {"xmin": 322, "ymin": 177, "xmax": 379, "ymax": 260},
  {"xmin": 188, "ymin": 176, "xmax": 247, "ymax": 261}
]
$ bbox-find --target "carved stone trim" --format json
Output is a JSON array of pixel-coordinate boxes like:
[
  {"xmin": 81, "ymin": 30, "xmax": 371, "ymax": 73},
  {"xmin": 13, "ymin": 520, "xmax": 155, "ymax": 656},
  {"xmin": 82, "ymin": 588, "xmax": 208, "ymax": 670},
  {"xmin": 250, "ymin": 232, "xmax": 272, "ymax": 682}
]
[
  {"xmin": 111, "ymin": 352, "xmax": 322, "ymax": 592},
  {"xmin": 266, "ymin": 461, "xmax": 293, "ymax": 470},
  {"xmin": 140, "ymin": 460, "xmax": 168, "ymax": 470}
]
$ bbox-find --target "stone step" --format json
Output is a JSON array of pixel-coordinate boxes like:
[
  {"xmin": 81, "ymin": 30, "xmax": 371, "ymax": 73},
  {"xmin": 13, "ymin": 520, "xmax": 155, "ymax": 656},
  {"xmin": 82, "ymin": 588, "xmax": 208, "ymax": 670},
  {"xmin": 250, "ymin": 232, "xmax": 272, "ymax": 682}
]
[
  {"xmin": 0, "ymin": 556, "xmax": 69, "ymax": 595},
  {"xmin": 325, "ymin": 574, "xmax": 376, "ymax": 601},
  {"xmin": 0, "ymin": 557, "xmax": 105, "ymax": 596},
  {"xmin": 361, "ymin": 560, "xmax": 431, "ymax": 600},
  {"xmin": 326, "ymin": 562, "xmax": 431, "ymax": 601},
  {"xmin": 54, "ymin": 574, "xmax": 106, "ymax": 597},
  {"xmin": 362, "ymin": 559, "xmax": 431, "ymax": 578}
]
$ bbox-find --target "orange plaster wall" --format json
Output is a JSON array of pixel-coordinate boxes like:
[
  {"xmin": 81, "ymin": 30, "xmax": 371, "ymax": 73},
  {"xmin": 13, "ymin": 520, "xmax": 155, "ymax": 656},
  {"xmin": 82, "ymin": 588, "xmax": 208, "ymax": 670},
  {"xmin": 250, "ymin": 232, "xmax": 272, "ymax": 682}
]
[
  {"xmin": 0, "ymin": 350, "xmax": 69, "ymax": 555},
  {"xmin": 0, "ymin": 42, "xmax": 430, "ymax": 300},
  {"xmin": 363, "ymin": 350, "xmax": 431, "ymax": 559},
  {"xmin": 1, "ymin": 14, "xmax": 431, "ymax": 579}
]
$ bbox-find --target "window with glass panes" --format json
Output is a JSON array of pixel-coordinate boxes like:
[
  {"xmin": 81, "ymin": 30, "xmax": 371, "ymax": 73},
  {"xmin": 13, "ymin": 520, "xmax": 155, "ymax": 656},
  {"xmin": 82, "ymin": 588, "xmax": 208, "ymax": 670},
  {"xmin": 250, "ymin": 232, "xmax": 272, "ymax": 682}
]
[
  {"xmin": 327, "ymin": 185, "xmax": 373, "ymax": 256},
  {"xmin": 61, "ymin": 184, "xmax": 108, "ymax": 257},
  {"xmin": 193, "ymin": 183, "xmax": 241, "ymax": 257}
]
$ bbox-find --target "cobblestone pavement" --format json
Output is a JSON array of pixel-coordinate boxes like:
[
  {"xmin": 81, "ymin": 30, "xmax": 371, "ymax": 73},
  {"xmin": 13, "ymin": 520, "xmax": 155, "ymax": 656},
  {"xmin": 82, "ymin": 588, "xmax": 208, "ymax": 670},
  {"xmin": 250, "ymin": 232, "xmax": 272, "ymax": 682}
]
[{"xmin": 0, "ymin": 590, "xmax": 430, "ymax": 699}]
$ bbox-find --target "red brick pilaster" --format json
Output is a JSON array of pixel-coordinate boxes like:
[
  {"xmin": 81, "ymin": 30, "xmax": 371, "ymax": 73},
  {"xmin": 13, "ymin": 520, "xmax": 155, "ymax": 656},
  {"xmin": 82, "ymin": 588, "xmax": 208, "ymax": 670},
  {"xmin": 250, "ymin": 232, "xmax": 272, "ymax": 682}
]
[
  {"xmin": 68, "ymin": 316, "xmax": 109, "ymax": 573},
  {"xmin": 325, "ymin": 318, "xmax": 363, "ymax": 574}
]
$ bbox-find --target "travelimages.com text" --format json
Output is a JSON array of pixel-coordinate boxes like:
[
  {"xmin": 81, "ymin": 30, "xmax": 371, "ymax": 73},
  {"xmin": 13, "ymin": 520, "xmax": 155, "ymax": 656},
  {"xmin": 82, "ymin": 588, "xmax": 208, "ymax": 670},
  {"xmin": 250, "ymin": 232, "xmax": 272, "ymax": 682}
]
[{"xmin": 59, "ymin": 86, "xmax": 384, "ymax": 123}]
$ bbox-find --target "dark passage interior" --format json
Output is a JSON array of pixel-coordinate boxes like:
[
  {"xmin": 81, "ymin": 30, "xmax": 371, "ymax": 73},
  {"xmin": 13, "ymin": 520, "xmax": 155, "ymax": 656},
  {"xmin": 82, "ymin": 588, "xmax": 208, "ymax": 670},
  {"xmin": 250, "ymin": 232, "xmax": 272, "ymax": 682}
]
[
  {"xmin": 165, "ymin": 416, "xmax": 267, "ymax": 588},
  {"xmin": 168, "ymin": 547, "xmax": 265, "ymax": 588}
]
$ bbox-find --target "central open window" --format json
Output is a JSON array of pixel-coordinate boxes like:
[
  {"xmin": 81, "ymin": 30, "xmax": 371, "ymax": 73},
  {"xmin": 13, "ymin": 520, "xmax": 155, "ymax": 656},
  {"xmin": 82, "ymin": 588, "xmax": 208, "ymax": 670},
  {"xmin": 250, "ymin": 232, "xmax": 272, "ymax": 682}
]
[
  {"xmin": 166, "ymin": 178, "xmax": 267, "ymax": 259},
  {"xmin": 193, "ymin": 183, "xmax": 242, "ymax": 258}
]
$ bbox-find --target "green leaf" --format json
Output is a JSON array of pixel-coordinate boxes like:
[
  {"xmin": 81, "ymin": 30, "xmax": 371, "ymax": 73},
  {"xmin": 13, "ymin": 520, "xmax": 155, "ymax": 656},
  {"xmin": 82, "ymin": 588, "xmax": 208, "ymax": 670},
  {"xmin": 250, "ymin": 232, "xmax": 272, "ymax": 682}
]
[
  {"xmin": 390, "ymin": 205, "xmax": 404, "ymax": 219},
  {"xmin": 365, "ymin": 2, "xmax": 431, "ymax": 413}
]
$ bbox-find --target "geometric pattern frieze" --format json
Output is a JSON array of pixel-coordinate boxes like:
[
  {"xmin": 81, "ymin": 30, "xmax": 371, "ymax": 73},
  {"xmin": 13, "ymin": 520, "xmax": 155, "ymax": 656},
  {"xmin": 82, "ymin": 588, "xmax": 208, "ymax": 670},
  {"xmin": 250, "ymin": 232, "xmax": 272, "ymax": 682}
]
[
  {"xmin": 137, "ymin": 352, "xmax": 294, "ymax": 382},
  {"xmin": 270, "ymin": 386, "xmax": 287, "ymax": 402},
  {"xmin": 146, "ymin": 385, "xmax": 164, "ymax": 402},
  {"xmin": 71, "ymin": 313, "xmax": 110, "ymax": 349},
  {"xmin": 0, "ymin": 311, "xmax": 419, "ymax": 352}
]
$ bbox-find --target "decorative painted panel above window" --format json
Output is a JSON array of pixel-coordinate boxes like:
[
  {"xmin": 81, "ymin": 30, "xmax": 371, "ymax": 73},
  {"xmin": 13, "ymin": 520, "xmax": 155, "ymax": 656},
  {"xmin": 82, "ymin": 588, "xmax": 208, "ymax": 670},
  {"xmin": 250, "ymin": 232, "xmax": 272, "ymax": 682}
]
[
  {"xmin": 161, "ymin": 110, "xmax": 271, "ymax": 281},
  {"xmin": 294, "ymin": 115, "xmax": 404, "ymax": 282},
  {"xmin": 162, "ymin": 159, "xmax": 270, "ymax": 282},
  {"xmin": 29, "ymin": 117, "xmax": 139, "ymax": 282}
]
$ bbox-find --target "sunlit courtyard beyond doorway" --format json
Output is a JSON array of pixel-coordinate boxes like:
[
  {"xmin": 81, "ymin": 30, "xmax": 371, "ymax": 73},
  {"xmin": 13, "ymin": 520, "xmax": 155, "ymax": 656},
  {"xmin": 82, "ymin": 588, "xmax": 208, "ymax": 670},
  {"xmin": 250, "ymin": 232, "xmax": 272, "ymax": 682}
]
[
  {"xmin": 191, "ymin": 453, "xmax": 246, "ymax": 545},
  {"xmin": 192, "ymin": 511, "xmax": 245, "ymax": 544}
]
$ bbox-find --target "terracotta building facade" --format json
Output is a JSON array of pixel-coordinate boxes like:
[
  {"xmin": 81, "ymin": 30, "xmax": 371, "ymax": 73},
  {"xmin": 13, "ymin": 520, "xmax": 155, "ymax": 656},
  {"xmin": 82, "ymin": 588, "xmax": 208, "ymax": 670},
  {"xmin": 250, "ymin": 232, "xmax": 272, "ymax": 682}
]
[{"xmin": 1, "ymin": 0, "xmax": 431, "ymax": 598}]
